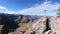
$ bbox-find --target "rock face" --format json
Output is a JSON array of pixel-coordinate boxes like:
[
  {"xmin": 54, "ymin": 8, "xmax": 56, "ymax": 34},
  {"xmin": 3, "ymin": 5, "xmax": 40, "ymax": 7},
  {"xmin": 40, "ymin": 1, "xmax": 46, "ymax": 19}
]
[
  {"xmin": 30, "ymin": 17, "xmax": 47, "ymax": 34},
  {"xmin": 50, "ymin": 7, "xmax": 60, "ymax": 34}
]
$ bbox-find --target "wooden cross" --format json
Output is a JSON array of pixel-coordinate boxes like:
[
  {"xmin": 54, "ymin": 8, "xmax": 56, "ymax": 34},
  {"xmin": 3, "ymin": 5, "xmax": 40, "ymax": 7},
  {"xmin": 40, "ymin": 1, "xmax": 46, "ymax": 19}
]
[
  {"xmin": 44, "ymin": 9, "xmax": 47, "ymax": 16},
  {"xmin": 44, "ymin": 0, "xmax": 48, "ymax": 16}
]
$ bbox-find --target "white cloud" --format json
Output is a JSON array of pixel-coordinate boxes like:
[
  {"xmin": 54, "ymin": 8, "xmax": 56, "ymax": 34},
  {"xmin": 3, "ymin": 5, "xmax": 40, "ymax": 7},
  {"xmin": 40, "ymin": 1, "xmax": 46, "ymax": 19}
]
[
  {"xmin": 19, "ymin": 1, "xmax": 60, "ymax": 15},
  {"xmin": 0, "ymin": 6, "xmax": 8, "ymax": 11},
  {"xmin": 0, "ymin": 6, "xmax": 18, "ymax": 14}
]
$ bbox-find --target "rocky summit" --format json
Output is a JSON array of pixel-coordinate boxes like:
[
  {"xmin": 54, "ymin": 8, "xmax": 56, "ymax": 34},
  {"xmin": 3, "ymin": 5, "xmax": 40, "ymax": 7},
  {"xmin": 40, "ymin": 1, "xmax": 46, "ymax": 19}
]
[{"xmin": 0, "ymin": 7, "xmax": 60, "ymax": 34}]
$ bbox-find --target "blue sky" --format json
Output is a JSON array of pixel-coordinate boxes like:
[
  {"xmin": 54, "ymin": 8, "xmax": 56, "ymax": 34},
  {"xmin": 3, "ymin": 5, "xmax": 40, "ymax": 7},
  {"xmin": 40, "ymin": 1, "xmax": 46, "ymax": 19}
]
[
  {"xmin": 0, "ymin": 0, "xmax": 44, "ymax": 10},
  {"xmin": 0, "ymin": 0, "xmax": 60, "ymax": 16}
]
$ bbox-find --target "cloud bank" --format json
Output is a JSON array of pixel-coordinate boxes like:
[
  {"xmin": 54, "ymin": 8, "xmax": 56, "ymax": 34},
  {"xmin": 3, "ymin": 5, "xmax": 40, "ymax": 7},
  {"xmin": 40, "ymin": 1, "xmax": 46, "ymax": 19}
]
[
  {"xmin": 0, "ymin": 6, "xmax": 18, "ymax": 14},
  {"xmin": 0, "ymin": 1, "xmax": 60, "ymax": 15},
  {"xmin": 19, "ymin": 1, "xmax": 60, "ymax": 15}
]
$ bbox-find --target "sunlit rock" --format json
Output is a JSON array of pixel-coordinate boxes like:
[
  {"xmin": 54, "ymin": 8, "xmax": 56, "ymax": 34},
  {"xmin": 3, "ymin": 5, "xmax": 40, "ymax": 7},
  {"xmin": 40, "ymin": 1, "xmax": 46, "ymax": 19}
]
[
  {"xmin": 29, "ymin": 16, "xmax": 48, "ymax": 34},
  {"xmin": 50, "ymin": 6, "xmax": 60, "ymax": 34}
]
